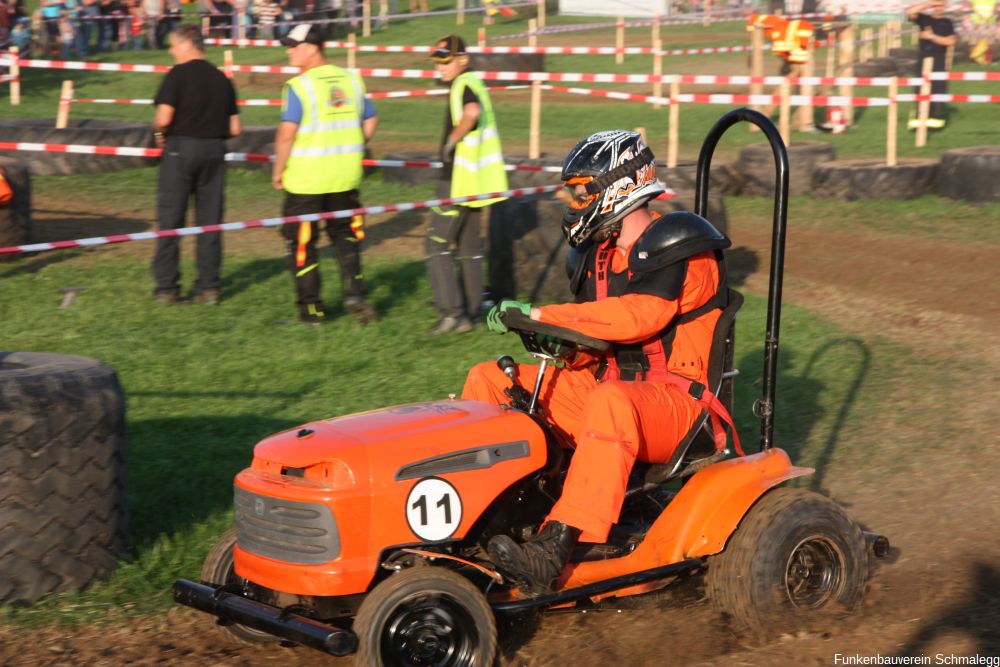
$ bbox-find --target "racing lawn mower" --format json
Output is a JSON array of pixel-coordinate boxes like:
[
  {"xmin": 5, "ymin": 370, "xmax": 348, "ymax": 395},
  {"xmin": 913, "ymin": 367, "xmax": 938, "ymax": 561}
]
[{"xmin": 173, "ymin": 109, "xmax": 890, "ymax": 666}]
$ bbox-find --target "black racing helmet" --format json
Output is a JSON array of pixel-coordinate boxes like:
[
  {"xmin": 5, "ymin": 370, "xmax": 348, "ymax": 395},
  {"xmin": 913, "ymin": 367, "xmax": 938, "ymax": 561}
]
[{"xmin": 559, "ymin": 130, "xmax": 665, "ymax": 248}]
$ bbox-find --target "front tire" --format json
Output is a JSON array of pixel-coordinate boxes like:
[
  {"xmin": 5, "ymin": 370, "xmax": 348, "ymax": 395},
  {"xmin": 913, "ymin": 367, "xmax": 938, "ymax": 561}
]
[
  {"xmin": 199, "ymin": 528, "xmax": 279, "ymax": 646},
  {"xmin": 706, "ymin": 488, "xmax": 869, "ymax": 636},
  {"xmin": 354, "ymin": 567, "xmax": 497, "ymax": 667}
]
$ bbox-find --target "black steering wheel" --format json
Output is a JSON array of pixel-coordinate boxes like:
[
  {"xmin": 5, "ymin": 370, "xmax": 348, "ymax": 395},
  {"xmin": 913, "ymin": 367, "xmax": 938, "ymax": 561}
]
[{"xmin": 501, "ymin": 310, "xmax": 610, "ymax": 358}]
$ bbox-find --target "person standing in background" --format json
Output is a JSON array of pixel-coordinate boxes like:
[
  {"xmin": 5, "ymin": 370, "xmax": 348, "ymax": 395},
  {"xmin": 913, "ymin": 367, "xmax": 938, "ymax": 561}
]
[
  {"xmin": 272, "ymin": 24, "xmax": 379, "ymax": 325},
  {"xmin": 425, "ymin": 34, "xmax": 508, "ymax": 336},
  {"xmin": 907, "ymin": 0, "xmax": 956, "ymax": 129},
  {"xmin": 151, "ymin": 24, "xmax": 241, "ymax": 304}
]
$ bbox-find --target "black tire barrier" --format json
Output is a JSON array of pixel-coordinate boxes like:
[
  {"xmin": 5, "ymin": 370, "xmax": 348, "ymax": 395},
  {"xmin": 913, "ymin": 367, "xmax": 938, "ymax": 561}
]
[
  {"xmin": 661, "ymin": 161, "xmax": 742, "ymax": 197},
  {"xmin": 0, "ymin": 352, "xmax": 128, "ymax": 606},
  {"xmin": 0, "ymin": 121, "xmax": 276, "ymax": 177},
  {"xmin": 381, "ymin": 151, "xmax": 442, "ymax": 186},
  {"xmin": 0, "ymin": 157, "xmax": 31, "ymax": 253},
  {"xmin": 812, "ymin": 158, "xmax": 939, "ymax": 200},
  {"xmin": 469, "ymin": 54, "xmax": 544, "ymax": 76},
  {"xmin": 738, "ymin": 140, "xmax": 836, "ymax": 197},
  {"xmin": 0, "ymin": 119, "xmax": 156, "ymax": 176},
  {"xmin": 936, "ymin": 146, "xmax": 1000, "ymax": 203},
  {"xmin": 853, "ymin": 57, "xmax": 902, "ymax": 77},
  {"xmin": 888, "ymin": 47, "xmax": 917, "ymax": 60},
  {"xmin": 487, "ymin": 190, "xmax": 728, "ymax": 304}
]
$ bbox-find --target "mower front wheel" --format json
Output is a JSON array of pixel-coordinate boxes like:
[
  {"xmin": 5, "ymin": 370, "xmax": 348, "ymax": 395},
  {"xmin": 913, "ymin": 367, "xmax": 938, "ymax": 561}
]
[
  {"xmin": 200, "ymin": 528, "xmax": 280, "ymax": 646},
  {"xmin": 354, "ymin": 567, "xmax": 497, "ymax": 667},
  {"xmin": 706, "ymin": 487, "xmax": 869, "ymax": 636}
]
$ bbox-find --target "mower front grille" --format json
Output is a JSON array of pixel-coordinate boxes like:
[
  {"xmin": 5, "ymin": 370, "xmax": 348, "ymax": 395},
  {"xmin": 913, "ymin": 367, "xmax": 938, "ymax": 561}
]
[{"xmin": 234, "ymin": 486, "xmax": 340, "ymax": 565}]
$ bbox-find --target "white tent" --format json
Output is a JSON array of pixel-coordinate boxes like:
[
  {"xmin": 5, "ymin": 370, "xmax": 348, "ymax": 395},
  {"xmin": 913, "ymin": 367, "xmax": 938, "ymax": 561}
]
[{"xmin": 557, "ymin": 0, "xmax": 671, "ymax": 18}]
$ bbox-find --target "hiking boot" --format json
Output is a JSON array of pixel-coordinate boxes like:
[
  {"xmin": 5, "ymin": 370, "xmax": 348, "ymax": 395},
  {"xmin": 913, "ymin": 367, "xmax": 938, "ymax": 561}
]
[
  {"xmin": 344, "ymin": 297, "xmax": 378, "ymax": 325},
  {"xmin": 487, "ymin": 521, "xmax": 580, "ymax": 596},
  {"xmin": 427, "ymin": 316, "xmax": 473, "ymax": 337},
  {"xmin": 154, "ymin": 289, "xmax": 179, "ymax": 304},
  {"xmin": 192, "ymin": 288, "xmax": 220, "ymax": 305},
  {"xmin": 299, "ymin": 303, "xmax": 326, "ymax": 325}
]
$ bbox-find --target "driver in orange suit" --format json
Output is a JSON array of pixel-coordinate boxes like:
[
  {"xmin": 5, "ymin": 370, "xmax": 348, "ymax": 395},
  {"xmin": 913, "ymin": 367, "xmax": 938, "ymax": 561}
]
[{"xmin": 462, "ymin": 130, "xmax": 738, "ymax": 596}]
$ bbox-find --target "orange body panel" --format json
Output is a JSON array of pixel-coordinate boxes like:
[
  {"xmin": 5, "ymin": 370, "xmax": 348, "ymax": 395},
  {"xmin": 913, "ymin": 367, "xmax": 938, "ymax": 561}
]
[
  {"xmin": 233, "ymin": 400, "xmax": 548, "ymax": 597},
  {"xmin": 559, "ymin": 448, "xmax": 812, "ymax": 590}
]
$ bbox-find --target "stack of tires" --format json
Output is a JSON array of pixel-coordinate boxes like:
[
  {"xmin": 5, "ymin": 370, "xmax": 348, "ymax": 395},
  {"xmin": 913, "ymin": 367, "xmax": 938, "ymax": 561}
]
[{"xmin": 0, "ymin": 353, "xmax": 128, "ymax": 605}]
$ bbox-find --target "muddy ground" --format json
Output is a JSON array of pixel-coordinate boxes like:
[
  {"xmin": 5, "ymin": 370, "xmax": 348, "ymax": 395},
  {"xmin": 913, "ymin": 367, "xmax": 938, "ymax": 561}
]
[{"xmin": 1, "ymin": 187, "xmax": 999, "ymax": 666}]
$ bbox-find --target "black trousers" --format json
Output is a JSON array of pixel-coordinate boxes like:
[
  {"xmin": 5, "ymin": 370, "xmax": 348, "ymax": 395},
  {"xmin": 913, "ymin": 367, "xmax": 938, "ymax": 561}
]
[
  {"xmin": 914, "ymin": 51, "xmax": 949, "ymax": 121},
  {"xmin": 152, "ymin": 136, "xmax": 226, "ymax": 294},
  {"xmin": 281, "ymin": 190, "xmax": 365, "ymax": 309},
  {"xmin": 425, "ymin": 180, "xmax": 484, "ymax": 320}
]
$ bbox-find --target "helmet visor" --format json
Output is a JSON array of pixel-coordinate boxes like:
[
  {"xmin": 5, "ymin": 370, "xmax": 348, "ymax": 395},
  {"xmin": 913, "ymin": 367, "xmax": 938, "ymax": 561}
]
[{"xmin": 559, "ymin": 176, "xmax": 598, "ymax": 210}]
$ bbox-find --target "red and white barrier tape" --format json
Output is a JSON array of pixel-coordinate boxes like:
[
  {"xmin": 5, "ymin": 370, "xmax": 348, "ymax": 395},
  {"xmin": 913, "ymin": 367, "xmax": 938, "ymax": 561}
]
[
  {"xmin": 0, "ymin": 141, "xmax": 569, "ymax": 172},
  {"xmin": 10, "ymin": 58, "xmax": 1000, "ymax": 85},
  {"xmin": 0, "ymin": 184, "xmax": 566, "ymax": 256},
  {"xmin": 66, "ymin": 85, "xmax": 529, "ymax": 107},
  {"xmin": 204, "ymin": 38, "xmax": 754, "ymax": 58}
]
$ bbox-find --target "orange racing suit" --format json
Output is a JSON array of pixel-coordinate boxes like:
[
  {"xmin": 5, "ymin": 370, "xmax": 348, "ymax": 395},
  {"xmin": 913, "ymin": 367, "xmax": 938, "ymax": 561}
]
[{"xmin": 462, "ymin": 221, "xmax": 726, "ymax": 544}]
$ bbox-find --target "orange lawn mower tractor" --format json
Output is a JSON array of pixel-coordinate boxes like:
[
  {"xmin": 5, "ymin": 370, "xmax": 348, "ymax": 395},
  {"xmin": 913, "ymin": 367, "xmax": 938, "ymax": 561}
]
[{"xmin": 173, "ymin": 110, "xmax": 890, "ymax": 666}]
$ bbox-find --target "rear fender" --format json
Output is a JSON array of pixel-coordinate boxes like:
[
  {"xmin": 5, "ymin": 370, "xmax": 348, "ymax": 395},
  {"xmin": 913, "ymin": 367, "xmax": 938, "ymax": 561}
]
[
  {"xmin": 562, "ymin": 449, "xmax": 811, "ymax": 587},
  {"xmin": 653, "ymin": 448, "xmax": 813, "ymax": 561}
]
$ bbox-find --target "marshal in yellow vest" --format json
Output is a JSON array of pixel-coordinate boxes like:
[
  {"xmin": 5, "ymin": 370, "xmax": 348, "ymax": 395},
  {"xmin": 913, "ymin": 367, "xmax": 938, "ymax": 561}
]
[
  {"xmin": 282, "ymin": 64, "xmax": 367, "ymax": 195},
  {"xmin": 449, "ymin": 71, "xmax": 508, "ymax": 208}
]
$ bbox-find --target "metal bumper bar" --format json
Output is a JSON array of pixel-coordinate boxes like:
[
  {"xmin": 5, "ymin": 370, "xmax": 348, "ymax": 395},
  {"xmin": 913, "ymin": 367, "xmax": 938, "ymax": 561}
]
[{"xmin": 172, "ymin": 579, "xmax": 358, "ymax": 656}]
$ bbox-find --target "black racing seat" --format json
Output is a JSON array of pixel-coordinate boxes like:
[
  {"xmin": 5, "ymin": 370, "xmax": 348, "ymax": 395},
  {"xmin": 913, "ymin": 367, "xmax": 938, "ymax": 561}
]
[{"xmin": 627, "ymin": 288, "xmax": 744, "ymax": 490}]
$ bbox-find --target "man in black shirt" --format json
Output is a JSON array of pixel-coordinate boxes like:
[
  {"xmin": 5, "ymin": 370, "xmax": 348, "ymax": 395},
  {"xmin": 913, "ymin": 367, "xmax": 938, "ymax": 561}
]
[
  {"xmin": 151, "ymin": 24, "xmax": 241, "ymax": 304},
  {"xmin": 907, "ymin": 0, "xmax": 956, "ymax": 128}
]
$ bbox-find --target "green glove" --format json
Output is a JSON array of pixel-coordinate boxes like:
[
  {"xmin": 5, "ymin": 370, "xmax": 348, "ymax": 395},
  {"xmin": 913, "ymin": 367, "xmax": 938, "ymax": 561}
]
[{"xmin": 486, "ymin": 299, "xmax": 532, "ymax": 334}]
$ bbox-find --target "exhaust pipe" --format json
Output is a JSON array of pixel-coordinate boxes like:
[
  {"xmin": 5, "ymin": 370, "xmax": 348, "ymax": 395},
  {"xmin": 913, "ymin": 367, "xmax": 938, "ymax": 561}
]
[
  {"xmin": 863, "ymin": 531, "xmax": 890, "ymax": 559},
  {"xmin": 173, "ymin": 579, "xmax": 357, "ymax": 656}
]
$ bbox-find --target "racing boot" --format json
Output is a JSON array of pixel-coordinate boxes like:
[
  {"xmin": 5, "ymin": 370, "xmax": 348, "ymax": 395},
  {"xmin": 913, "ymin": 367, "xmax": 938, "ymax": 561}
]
[{"xmin": 487, "ymin": 521, "xmax": 580, "ymax": 596}]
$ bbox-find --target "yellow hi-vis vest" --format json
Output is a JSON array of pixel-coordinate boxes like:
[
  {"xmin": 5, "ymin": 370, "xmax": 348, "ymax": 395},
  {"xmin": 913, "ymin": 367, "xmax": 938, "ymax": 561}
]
[
  {"xmin": 282, "ymin": 64, "xmax": 367, "ymax": 195},
  {"xmin": 450, "ymin": 71, "xmax": 508, "ymax": 208}
]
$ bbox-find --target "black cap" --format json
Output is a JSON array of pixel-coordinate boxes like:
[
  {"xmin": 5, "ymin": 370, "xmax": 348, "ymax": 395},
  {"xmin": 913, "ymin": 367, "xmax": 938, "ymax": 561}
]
[
  {"xmin": 281, "ymin": 24, "xmax": 324, "ymax": 48},
  {"xmin": 430, "ymin": 34, "xmax": 467, "ymax": 63}
]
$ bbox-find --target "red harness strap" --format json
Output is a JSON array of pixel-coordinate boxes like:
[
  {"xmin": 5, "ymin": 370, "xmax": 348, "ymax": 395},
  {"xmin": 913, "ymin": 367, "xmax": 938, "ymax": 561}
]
[{"xmin": 661, "ymin": 373, "xmax": 745, "ymax": 457}]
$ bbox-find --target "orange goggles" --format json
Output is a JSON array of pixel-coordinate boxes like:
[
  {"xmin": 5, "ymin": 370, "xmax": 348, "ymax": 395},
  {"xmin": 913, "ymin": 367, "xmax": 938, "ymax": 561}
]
[{"xmin": 561, "ymin": 176, "xmax": 598, "ymax": 210}]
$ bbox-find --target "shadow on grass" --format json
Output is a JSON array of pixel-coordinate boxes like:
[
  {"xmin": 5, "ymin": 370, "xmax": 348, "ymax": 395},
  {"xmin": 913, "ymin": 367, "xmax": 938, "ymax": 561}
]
[
  {"xmin": 0, "ymin": 248, "xmax": 84, "ymax": 278},
  {"xmin": 221, "ymin": 256, "xmax": 284, "ymax": 301},
  {"xmin": 896, "ymin": 561, "xmax": 1000, "ymax": 656},
  {"xmin": 734, "ymin": 345, "xmax": 824, "ymax": 461},
  {"xmin": 126, "ymin": 413, "xmax": 300, "ymax": 550},
  {"xmin": 800, "ymin": 338, "xmax": 871, "ymax": 494}
]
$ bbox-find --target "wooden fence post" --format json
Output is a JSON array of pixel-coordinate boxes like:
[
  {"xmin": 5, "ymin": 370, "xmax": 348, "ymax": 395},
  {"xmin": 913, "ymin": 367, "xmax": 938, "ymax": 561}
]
[
  {"xmin": 652, "ymin": 15, "xmax": 662, "ymax": 109},
  {"xmin": 750, "ymin": 26, "xmax": 764, "ymax": 130},
  {"xmin": 537, "ymin": 0, "xmax": 545, "ymax": 31},
  {"xmin": 667, "ymin": 77, "xmax": 679, "ymax": 168},
  {"xmin": 529, "ymin": 19, "xmax": 541, "ymax": 159},
  {"xmin": 347, "ymin": 33, "xmax": 357, "ymax": 69},
  {"xmin": 56, "ymin": 79, "xmax": 73, "ymax": 128},
  {"xmin": 615, "ymin": 16, "xmax": 625, "ymax": 65},
  {"xmin": 457, "ymin": 0, "xmax": 464, "ymax": 26},
  {"xmin": 887, "ymin": 76, "xmax": 898, "ymax": 166},
  {"xmin": 9, "ymin": 47, "xmax": 20, "ymax": 106},
  {"xmin": 915, "ymin": 57, "xmax": 931, "ymax": 147},
  {"xmin": 779, "ymin": 76, "xmax": 791, "ymax": 146},
  {"xmin": 224, "ymin": 49, "xmax": 233, "ymax": 78},
  {"xmin": 362, "ymin": 1, "xmax": 371, "ymax": 37},
  {"xmin": 839, "ymin": 23, "xmax": 855, "ymax": 127},
  {"xmin": 798, "ymin": 45, "xmax": 815, "ymax": 132}
]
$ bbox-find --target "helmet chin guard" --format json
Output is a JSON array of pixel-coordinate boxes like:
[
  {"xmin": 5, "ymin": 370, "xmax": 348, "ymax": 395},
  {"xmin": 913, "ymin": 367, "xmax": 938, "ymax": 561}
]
[{"xmin": 559, "ymin": 130, "xmax": 665, "ymax": 248}]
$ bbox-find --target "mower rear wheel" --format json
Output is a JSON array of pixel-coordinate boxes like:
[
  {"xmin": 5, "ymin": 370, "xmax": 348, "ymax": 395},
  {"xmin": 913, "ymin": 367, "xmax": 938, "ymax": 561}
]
[
  {"xmin": 199, "ymin": 528, "xmax": 279, "ymax": 646},
  {"xmin": 705, "ymin": 488, "xmax": 869, "ymax": 636},
  {"xmin": 354, "ymin": 567, "xmax": 496, "ymax": 667}
]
